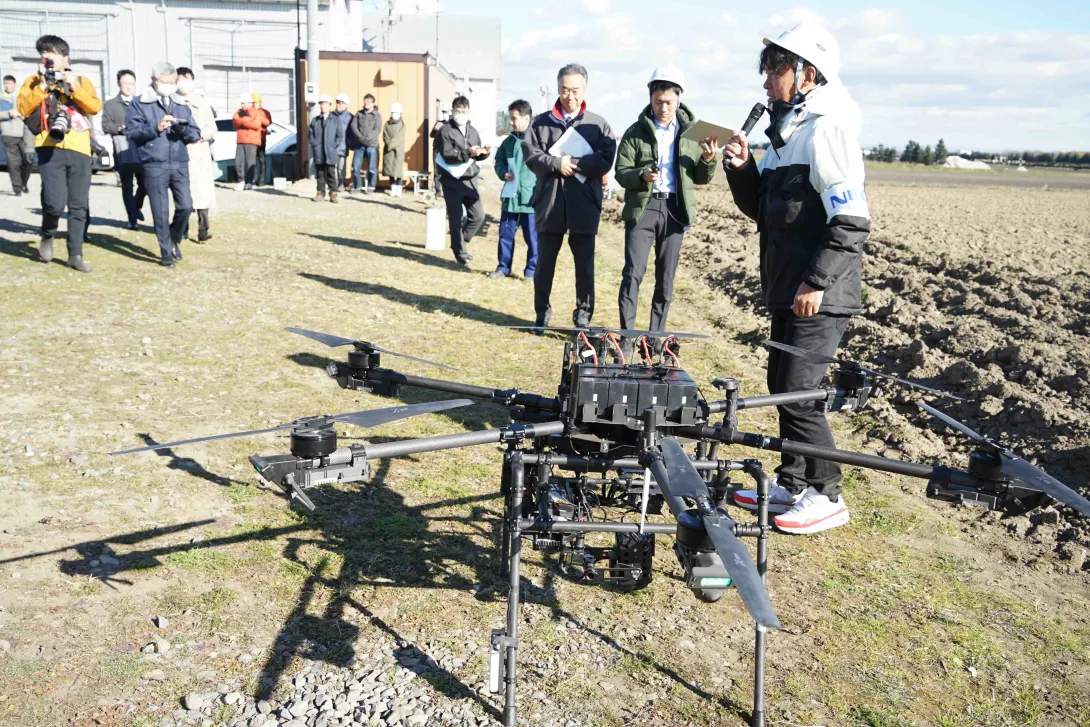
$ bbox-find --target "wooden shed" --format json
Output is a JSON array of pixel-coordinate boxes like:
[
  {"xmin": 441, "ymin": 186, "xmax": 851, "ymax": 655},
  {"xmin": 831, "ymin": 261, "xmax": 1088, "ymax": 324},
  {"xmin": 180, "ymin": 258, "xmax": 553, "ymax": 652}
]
[{"xmin": 294, "ymin": 51, "xmax": 458, "ymax": 187}]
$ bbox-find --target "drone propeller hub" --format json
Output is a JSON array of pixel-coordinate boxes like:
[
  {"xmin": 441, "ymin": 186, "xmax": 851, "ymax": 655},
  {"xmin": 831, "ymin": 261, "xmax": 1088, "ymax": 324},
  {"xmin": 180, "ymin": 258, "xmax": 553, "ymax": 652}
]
[
  {"xmin": 675, "ymin": 509, "xmax": 716, "ymax": 551},
  {"xmin": 290, "ymin": 426, "xmax": 339, "ymax": 458},
  {"xmin": 347, "ymin": 348, "xmax": 380, "ymax": 371},
  {"xmin": 968, "ymin": 449, "xmax": 1005, "ymax": 481}
]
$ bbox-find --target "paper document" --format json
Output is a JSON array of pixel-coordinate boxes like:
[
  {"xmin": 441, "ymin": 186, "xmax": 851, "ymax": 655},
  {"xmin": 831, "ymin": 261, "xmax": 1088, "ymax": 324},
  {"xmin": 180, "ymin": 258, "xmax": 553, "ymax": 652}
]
[
  {"xmin": 680, "ymin": 119, "xmax": 737, "ymax": 144},
  {"xmin": 435, "ymin": 153, "xmax": 474, "ymax": 180},
  {"xmin": 548, "ymin": 126, "xmax": 593, "ymax": 183},
  {"xmin": 500, "ymin": 179, "xmax": 518, "ymax": 199}
]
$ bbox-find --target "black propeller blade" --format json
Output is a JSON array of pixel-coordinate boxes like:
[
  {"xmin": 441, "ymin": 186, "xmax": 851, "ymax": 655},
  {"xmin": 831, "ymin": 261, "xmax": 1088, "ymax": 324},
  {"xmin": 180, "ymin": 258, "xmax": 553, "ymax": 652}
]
[
  {"xmin": 501, "ymin": 325, "xmax": 710, "ymax": 340},
  {"xmin": 762, "ymin": 340, "xmax": 963, "ymax": 400},
  {"xmin": 110, "ymin": 399, "xmax": 474, "ymax": 456},
  {"xmin": 655, "ymin": 439, "xmax": 781, "ymax": 630},
  {"xmin": 286, "ymin": 327, "xmax": 459, "ymax": 371},
  {"xmin": 917, "ymin": 402, "xmax": 1090, "ymax": 518}
]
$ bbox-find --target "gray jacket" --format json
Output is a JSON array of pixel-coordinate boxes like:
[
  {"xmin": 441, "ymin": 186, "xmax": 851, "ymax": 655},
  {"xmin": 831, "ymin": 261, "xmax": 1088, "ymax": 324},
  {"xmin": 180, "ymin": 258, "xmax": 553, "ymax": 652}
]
[
  {"xmin": 522, "ymin": 102, "xmax": 617, "ymax": 236},
  {"xmin": 0, "ymin": 90, "xmax": 28, "ymax": 139},
  {"xmin": 348, "ymin": 108, "xmax": 382, "ymax": 149},
  {"xmin": 101, "ymin": 93, "xmax": 139, "ymax": 167}
]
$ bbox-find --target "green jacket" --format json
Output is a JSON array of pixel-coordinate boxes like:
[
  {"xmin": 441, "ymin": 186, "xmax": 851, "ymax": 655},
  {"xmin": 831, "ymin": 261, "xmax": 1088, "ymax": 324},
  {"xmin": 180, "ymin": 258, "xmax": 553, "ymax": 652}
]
[
  {"xmin": 614, "ymin": 103, "xmax": 716, "ymax": 226},
  {"xmin": 494, "ymin": 130, "xmax": 535, "ymax": 214}
]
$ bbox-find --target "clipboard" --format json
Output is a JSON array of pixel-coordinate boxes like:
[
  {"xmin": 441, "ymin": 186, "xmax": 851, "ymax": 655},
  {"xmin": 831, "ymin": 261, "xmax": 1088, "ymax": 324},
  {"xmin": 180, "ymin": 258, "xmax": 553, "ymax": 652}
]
[
  {"xmin": 548, "ymin": 126, "xmax": 592, "ymax": 183},
  {"xmin": 680, "ymin": 119, "xmax": 736, "ymax": 143}
]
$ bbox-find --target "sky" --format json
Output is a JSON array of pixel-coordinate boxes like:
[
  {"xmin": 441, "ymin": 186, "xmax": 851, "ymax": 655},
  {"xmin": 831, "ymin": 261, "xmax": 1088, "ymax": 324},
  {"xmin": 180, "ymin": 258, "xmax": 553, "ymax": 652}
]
[{"xmin": 389, "ymin": 0, "xmax": 1090, "ymax": 152}]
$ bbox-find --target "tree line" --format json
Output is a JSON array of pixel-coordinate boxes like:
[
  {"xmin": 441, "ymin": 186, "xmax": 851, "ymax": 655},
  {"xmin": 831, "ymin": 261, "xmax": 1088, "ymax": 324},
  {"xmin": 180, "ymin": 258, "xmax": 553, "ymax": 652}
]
[{"xmin": 868, "ymin": 139, "xmax": 1090, "ymax": 168}]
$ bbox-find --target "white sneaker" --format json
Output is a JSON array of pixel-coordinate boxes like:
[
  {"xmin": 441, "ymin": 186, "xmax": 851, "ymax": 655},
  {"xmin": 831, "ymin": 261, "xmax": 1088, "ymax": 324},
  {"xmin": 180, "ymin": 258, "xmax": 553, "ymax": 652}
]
[
  {"xmin": 234, "ymin": 182, "xmax": 245, "ymax": 192},
  {"xmin": 732, "ymin": 479, "xmax": 804, "ymax": 514},
  {"xmin": 773, "ymin": 487, "xmax": 850, "ymax": 535}
]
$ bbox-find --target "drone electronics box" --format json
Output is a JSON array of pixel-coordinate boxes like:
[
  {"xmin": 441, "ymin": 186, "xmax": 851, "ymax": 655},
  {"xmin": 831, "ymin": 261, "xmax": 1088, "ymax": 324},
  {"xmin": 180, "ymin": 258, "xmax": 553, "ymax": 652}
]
[{"xmin": 568, "ymin": 363, "xmax": 701, "ymax": 427}]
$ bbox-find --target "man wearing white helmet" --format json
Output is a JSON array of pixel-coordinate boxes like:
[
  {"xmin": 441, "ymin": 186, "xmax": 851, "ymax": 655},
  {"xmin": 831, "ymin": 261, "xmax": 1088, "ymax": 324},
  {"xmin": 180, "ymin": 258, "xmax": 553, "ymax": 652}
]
[
  {"xmin": 309, "ymin": 94, "xmax": 343, "ymax": 203},
  {"xmin": 614, "ymin": 64, "xmax": 718, "ymax": 338},
  {"xmin": 723, "ymin": 23, "xmax": 870, "ymax": 535}
]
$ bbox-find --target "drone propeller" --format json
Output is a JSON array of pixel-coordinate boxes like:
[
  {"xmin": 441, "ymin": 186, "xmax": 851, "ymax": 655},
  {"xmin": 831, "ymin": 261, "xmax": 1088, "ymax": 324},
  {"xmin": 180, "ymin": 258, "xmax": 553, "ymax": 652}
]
[
  {"xmin": 761, "ymin": 340, "xmax": 963, "ymax": 400},
  {"xmin": 917, "ymin": 402, "xmax": 1090, "ymax": 517},
  {"xmin": 286, "ymin": 327, "xmax": 459, "ymax": 371},
  {"xmin": 502, "ymin": 325, "xmax": 710, "ymax": 341},
  {"xmin": 109, "ymin": 399, "xmax": 474, "ymax": 456},
  {"xmin": 655, "ymin": 439, "xmax": 781, "ymax": 630}
]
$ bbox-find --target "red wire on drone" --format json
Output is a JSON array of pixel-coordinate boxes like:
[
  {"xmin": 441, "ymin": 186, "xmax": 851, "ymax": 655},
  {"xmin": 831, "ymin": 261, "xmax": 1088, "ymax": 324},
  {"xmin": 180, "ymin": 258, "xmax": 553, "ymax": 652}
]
[
  {"xmin": 664, "ymin": 337, "xmax": 681, "ymax": 367},
  {"xmin": 607, "ymin": 333, "xmax": 626, "ymax": 365},
  {"xmin": 577, "ymin": 332, "xmax": 598, "ymax": 365},
  {"xmin": 640, "ymin": 336, "xmax": 653, "ymax": 366}
]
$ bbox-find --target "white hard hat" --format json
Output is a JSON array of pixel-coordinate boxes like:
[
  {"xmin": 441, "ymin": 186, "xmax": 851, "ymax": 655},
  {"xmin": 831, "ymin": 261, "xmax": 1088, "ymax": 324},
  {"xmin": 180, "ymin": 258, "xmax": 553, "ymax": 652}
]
[
  {"xmin": 335, "ymin": 92, "xmax": 350, "ymax": 104},
  {"xmin": 390, "ymin": 102, "xmax": 403, "ymax": 114},
  {"xmin": 648, "ymin": 65, "xmax": 685, "ymax": 93},
  {"xmin": 763, "ymin": 22, "xmax": 840, "ymax": 83},
  {"xmin": 319, "ymin": 94, "xmax": 332, "ymax": 104},
  {"xmin": 238, "ymin": 92, "xmax": 253, "ymax": 105}
]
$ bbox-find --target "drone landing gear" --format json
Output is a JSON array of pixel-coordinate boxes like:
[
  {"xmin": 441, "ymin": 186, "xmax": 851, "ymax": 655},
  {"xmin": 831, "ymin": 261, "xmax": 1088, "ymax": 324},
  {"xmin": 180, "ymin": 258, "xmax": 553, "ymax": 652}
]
[{"xmin": 491, "ymin": 452, "xmax": 775, "ymax": 727}]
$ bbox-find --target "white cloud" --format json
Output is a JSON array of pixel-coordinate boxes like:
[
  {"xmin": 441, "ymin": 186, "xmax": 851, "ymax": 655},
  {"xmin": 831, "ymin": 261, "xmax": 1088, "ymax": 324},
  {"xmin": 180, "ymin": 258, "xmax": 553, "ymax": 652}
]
[
  {"xmin": 581, "ymin": 0, "xmax": 610, "ymax": 15},
  {"xmin": 499, "ymin": 3, "xmax": 1090, "ymax": 151}
]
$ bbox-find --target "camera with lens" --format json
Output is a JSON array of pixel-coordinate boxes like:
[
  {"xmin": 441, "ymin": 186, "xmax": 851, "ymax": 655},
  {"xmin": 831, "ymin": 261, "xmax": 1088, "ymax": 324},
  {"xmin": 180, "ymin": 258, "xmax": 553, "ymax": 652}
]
[{"xmin": 41, "ymin": 59, "xmax": 72, "ymax": 140}]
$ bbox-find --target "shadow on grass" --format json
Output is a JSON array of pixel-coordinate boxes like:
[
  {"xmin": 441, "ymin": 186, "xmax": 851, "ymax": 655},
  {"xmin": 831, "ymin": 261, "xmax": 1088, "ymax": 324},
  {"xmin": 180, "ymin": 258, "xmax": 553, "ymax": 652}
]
[
  {"xmin": 298, "ymin": 272, "xmax": 528, "ymax": 328},
  {"xmin": 302, "ymin": 233, "xmax": 463, "ymax": 273}
]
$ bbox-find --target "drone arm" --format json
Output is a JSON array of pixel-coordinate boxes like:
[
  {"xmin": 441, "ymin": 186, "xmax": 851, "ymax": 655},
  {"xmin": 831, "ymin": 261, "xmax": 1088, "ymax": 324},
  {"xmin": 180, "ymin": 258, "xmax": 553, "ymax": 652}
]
[
  {"xmin": 359, "ymin": 420, "xmax": 566, "ymax": 460},
  {"xmin": 359, "ymin": 368, "xmax": 560, "ymax": 411},
  {"xmin": 679, "ymin": 424, "xmax": 984, "ymax": 490},
  {"xmin": 733, "ymin": 389, "xmax": 830, "ymax": 411}
]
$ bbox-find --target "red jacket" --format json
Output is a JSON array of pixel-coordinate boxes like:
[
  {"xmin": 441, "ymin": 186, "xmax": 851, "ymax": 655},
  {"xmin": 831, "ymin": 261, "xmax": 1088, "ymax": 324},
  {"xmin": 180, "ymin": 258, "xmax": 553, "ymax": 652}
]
[
  {"xmin": 233, "ymin": 108, "xmax": 263, "ymax": 145},
  {"xmin": 257, "ymin": 108, "xmax": 272, "ymax": 143}
]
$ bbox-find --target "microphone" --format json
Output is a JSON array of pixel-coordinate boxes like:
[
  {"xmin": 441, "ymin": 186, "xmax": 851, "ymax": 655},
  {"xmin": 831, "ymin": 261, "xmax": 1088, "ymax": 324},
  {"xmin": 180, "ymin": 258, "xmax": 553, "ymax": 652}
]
[
  {"xmin": 723, "ymin": 103, "xmax": 767, "ymax": 172},
  {"xmin": 740, "ymin": 103, "xmax": 766, "ymax": 137}
]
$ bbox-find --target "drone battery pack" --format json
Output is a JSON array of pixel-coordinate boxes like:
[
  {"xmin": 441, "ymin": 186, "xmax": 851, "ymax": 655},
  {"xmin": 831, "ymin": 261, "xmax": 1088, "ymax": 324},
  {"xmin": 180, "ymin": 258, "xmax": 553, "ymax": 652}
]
[{"xmin": 569, "ymin": 364, "xmax": 701, "ymax": 427}]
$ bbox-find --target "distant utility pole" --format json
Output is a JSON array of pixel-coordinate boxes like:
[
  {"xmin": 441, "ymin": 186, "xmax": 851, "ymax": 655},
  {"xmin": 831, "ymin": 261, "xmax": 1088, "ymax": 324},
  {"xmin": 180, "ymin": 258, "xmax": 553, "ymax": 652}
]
[
  {"xmin": 381, "ymin": 0, "xmax": 401, "ymax": 53},
  {"xmin": 539, "ymin": 85, "xmax": 549, "ymax": 113}
]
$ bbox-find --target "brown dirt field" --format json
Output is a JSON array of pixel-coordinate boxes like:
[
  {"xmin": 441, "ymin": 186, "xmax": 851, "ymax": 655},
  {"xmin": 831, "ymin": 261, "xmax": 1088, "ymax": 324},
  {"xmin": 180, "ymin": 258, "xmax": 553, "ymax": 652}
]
[
  {"xmin": 0, "ymin": 169, "xmax": 1088, "ymax": 727},
  {"xmin": 864, "ymin": 165, "xmax": 1090, "ymax": 191}
]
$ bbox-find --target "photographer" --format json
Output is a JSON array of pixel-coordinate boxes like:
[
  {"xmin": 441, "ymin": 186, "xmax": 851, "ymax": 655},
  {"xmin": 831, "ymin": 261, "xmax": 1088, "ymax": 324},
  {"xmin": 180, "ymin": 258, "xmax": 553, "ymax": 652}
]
[
  {"xmin": 125, "ymin": 62, "xmax": 200, "ymax": 269},
  {"xmin": 16, "ymin": 34, "xmax": 102, "ymax": 271}
]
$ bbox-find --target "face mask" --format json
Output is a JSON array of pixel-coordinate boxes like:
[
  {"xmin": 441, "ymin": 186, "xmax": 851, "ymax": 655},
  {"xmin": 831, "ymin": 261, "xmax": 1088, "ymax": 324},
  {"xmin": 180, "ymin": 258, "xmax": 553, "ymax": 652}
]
[
  {"xmin": 391, "ymin": 112, "xmax": 401, "ymax": 121},
  {"xmin": 177, "ymin": 79, "xmax": 194, "ymax": 95},
  {"xmin": 453, "ymin": 113, "xmax": 469, "ymax": 127},
  {"xmin": 156, "ymin": 83, "xmax": 177, "ymax": 98}
]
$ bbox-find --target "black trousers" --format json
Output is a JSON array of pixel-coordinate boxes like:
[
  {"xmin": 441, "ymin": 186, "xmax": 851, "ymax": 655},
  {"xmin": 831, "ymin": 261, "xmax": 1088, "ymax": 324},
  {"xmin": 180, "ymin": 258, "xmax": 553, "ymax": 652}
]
[
  {"xmin": 4, "ymin": 136, "xmax": 32, "ymax": 191},
  {"xmin": 534, "ymin": 231, "xmax": 596, "ymax": 327},
  {"xmin": 254, "ymin": 143, "xmax": 267, "ymax": 186},
  {"xmin": 235, "ymin": 143, "xmax": 257, "ymax": 185},
  {"xmin": 144, "ymin": 165, "xmax": 192, "ymax": 263},
  {"xmin": 618, "ymin": 195, "xmax": 686, "ymax": 332},
  {"xmin": 767, "ymin": 310, "xmax": 851, "ymax": 499},
  {"xmin": 315, "ymin": 164, "xmax": 338, "ymax": 196},
  {"xmin": 441, "ymin": 177, "xmax": 484, "ymax": 262},
  {"xmin": 183, "ymin": 209, "xmax": 210, "ymax": 240},
  {"xmin": 118, "ymin": 165, "xmax": 146, "ymax": 226},
  {"xmin": 37, "ymin": 147, "xmax": 92, "ymax": 259}
]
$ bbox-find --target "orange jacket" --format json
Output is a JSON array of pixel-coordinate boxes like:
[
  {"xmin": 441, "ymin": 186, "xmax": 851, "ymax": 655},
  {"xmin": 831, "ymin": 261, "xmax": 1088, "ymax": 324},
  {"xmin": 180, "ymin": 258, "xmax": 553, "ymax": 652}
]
[
  {"xmin": 233, "ymin": 108, "xmax": 263, "ymax": 145},
  {"xmin": 256, "ymin": 108, "xmax": 272, "ymax": 143}
]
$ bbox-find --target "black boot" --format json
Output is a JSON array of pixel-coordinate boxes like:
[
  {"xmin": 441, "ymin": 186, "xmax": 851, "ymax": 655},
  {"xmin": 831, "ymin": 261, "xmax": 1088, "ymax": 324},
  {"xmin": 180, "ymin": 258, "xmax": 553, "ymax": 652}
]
[
  {"xmin": 38, "ymin": 237, "xmax": 54, "ymax": 263},
  {"xmin": 172, "ymin": 243, "xmax": 183, "ymax": 261}
]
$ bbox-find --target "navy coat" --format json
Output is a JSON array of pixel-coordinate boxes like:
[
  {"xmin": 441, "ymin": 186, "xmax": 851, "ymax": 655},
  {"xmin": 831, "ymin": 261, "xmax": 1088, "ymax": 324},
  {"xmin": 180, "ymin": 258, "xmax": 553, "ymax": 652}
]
[
  {"xmin": 125, "ymin": 87, "xmax": 201, "ymax": 169},
  {"xmin": 309, "ymin": 113, "xmax": 344, "ymax": 166}
]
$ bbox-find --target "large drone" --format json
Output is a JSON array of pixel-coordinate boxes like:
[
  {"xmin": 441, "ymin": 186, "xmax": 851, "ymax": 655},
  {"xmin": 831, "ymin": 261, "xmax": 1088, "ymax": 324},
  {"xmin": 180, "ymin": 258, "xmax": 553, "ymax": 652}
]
[{"xmin": 112, "ymin": 325, "xmax": 1090, "ymax": 727}]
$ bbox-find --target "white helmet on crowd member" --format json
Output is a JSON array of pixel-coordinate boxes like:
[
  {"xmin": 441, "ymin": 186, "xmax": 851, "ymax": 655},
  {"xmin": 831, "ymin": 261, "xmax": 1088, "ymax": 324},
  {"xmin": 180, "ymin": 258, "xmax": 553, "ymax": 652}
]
[
  {"xmin": 647, "ymin": 64, "xmax": 686, "ymax": 93},
  {"xmin": 335, "ymin": 92, "xmax": 350, "ymax": 104},
  {"xmin": 319, "ymin": 94, "xmax": 332, "ymax": 104},
  {"xmin": 238, "ymin": 92, "xmax": 253, "ymax": 105},
  {"xmin": 389, "ymin": 102, "xmax": 403, "ymax": 114},
  {"xmin": 763, "ymin": 22, "xmax": 840, "ymax": 83}
]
